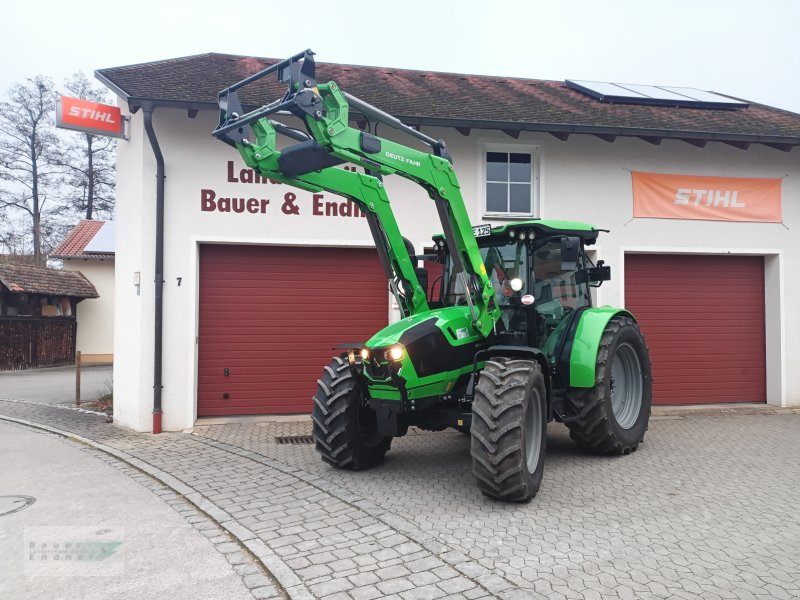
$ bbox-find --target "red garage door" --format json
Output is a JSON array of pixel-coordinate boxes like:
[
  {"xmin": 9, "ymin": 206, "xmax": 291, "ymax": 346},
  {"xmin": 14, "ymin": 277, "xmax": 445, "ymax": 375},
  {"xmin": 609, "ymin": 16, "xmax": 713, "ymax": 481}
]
[
  {"xmin": 198, "ymin": 245, "xmax": 387, "ymax": 416},
  {"xmin": 624, "ymin": 254, "xmax": 766, "ymax": 405}
]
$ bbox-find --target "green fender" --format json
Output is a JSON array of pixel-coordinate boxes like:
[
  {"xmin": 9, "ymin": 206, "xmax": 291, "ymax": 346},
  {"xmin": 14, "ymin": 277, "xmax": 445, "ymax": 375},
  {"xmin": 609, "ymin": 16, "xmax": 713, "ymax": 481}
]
[{"xmin": 569, "ymin": 307, "xmax": 635, "ymax": 388}]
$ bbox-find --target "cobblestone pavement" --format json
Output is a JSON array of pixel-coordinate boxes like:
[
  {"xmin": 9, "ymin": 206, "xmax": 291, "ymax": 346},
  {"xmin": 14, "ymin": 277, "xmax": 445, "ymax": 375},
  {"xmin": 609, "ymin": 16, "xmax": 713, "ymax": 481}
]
[{"xmin": 2, "ymin": 399, "xmax": 799, "ymax": 599}]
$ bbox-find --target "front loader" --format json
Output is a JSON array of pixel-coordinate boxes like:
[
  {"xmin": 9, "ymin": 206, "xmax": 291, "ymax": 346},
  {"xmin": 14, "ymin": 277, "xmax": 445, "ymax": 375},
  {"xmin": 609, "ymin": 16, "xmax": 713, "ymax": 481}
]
[{"xmin": 212, "ymin": 50, "xmax": 652, "ymax": 502}]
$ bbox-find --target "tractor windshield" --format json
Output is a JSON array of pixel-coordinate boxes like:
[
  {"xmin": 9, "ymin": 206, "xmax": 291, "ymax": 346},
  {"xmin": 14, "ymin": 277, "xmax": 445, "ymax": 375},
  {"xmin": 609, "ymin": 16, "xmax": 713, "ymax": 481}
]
[
  {"xmin": 436, "ymin": 236, "xmax": 592, "ymax": 358},
  {"xmin": 441, "ymin": 241, "xmax": 530, "ymax": 334}
]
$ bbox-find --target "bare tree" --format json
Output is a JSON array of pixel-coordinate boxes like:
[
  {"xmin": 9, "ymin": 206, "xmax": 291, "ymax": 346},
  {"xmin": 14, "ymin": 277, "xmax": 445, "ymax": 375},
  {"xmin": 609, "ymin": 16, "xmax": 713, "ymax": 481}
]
[
  {"xmin": 60, "ymin": 72, "xmax": 116, "ymax": 220},
  {"xmin": 0, "ymin": 76, "xmax": 65, "ymax": 264},
  {"xmin": 0, "ymin": 212, "xmax": 31, "ymax": 257}
]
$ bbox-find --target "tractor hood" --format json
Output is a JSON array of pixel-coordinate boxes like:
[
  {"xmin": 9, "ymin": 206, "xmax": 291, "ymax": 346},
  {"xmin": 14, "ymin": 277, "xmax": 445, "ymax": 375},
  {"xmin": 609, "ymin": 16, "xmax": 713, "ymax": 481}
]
[
  {"xmin": 365, "ymin": 306, "xmax": 479, "ymax": 348},
  {"xmin": 363, "ymin": 305, "xmax": 485, "ymax": 391}
]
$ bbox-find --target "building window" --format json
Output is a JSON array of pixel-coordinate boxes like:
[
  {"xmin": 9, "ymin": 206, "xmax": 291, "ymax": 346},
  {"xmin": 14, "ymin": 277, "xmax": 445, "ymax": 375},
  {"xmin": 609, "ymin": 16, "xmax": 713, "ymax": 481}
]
[{"xmin": 484, "ymin": 149, "xmax": 538, "ymax": 217}]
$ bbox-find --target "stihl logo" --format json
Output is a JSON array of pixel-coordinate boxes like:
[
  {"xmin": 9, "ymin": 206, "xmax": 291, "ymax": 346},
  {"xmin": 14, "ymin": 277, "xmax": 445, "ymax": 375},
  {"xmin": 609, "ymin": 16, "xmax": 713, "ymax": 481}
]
[
  {"xmin": 67, "ymin": 106, "xmax": 118, "ymax": 124},
  {"xmin": 57, "ymin": 96, "xmax": 123, "ymax": 137},
  {"xmin": 675, "ymin": 189, "xmax": 746, "ymax": 208}
]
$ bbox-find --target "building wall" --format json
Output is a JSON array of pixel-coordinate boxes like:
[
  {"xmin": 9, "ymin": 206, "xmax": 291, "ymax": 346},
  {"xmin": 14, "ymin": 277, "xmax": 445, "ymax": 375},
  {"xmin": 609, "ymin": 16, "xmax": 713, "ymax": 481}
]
[
  {"xmin": 61, "ymin": 259, "xmax": 115, "ymax": 361},
  {"xmin": 113, "ymin": 104, "xmax": 800, "ymax": 431}
]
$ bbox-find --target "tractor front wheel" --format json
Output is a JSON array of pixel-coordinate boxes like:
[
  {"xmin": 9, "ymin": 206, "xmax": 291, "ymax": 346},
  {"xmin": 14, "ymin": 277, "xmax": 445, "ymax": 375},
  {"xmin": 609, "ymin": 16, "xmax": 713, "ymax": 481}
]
[
  {"xmin": 470, "ymin": 358, "xmax": 547, "ymax": 502},
  {"xmin": 565, "ymin": 316, "xmax": 652, "ymax": 455},
  {"xmin": 312, "ymin": 355, "xmax": 391, "ymax": 470}
]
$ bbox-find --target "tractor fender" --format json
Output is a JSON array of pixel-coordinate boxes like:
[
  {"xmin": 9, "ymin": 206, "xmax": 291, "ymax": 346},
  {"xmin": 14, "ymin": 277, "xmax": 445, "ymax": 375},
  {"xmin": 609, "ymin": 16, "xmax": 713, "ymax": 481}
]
[{"xmin": 568, "ymin": 307, "xmax": 636, "ymax": 388}]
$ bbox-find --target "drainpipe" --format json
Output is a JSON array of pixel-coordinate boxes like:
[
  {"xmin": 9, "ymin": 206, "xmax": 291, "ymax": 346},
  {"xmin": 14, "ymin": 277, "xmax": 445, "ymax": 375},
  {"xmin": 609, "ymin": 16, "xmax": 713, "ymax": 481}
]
[{"xmin": 142, "ymin": 104, "xmax": 165, "ymax": 434}]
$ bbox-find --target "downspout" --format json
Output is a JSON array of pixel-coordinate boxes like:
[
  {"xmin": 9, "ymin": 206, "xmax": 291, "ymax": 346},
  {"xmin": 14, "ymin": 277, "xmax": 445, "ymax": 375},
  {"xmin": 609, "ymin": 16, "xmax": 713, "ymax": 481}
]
[{"xmin": 142, "ymin": 104, "xmax": 165, "ymax": 434}]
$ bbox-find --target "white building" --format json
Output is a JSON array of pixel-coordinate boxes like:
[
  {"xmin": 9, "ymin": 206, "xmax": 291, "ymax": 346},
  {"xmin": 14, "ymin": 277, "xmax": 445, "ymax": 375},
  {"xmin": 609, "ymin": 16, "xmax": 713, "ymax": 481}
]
[
  {"xmin": 96, "ymin": 53, "xmax": 800, "ymax": 432},
  {"xmin": 51, "ymin": 220, "xmax": 116, "ymax": 364}
]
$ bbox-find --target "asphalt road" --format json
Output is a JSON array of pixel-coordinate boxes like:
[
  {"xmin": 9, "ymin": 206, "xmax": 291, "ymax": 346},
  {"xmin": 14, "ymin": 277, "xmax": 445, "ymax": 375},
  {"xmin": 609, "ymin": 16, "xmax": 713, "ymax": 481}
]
[
  {"xmin": 0, "ymin": 420, "xmax": 253, "ymax": 600},
  {"xmin": 0, "ymin": 365, "xmax": 113, "ymax": 406}
]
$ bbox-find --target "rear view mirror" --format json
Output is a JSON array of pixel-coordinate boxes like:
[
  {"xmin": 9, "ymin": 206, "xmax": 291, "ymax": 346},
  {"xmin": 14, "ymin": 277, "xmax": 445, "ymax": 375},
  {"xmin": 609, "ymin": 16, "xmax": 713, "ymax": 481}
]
[
  {"xmin": 560, "ymin": 236, "xmax": 580, "ymax": 271},
  {"xmin": 588, "ymin": 261, "xmax": 611, "ymax": 284}
]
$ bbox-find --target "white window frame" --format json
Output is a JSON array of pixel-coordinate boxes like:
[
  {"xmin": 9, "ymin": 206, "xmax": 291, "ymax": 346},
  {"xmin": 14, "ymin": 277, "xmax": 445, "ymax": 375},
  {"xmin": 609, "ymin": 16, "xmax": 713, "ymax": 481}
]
[{"xmin": 481, "ymin": 143, "xmax": 541, "ymax": 219}]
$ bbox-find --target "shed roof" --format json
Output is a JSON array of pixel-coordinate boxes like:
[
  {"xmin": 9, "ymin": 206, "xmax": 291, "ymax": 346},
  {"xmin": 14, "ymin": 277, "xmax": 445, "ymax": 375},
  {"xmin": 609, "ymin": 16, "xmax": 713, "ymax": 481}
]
[
  {"xmin": 96, "ymin": 52, "xmax": 800, "ymax": 149},
  {"xmin": 0, "ymin": 263, "xmax": 98, "ymax": 298}
]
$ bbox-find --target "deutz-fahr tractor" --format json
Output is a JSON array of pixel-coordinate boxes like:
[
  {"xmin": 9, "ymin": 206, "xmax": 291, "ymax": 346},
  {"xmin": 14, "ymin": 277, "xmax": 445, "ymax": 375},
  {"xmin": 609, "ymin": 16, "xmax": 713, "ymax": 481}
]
[{"xmin": 212, "ymin": 50, "xmax": 652, "ymax": 502}]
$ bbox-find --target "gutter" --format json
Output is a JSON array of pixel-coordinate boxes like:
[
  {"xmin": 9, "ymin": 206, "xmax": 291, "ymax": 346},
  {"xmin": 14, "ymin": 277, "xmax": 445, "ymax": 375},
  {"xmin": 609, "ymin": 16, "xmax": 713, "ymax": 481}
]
[{"xmin": 142, "ymin": 104, "xmax": 165, "ymax": 434}]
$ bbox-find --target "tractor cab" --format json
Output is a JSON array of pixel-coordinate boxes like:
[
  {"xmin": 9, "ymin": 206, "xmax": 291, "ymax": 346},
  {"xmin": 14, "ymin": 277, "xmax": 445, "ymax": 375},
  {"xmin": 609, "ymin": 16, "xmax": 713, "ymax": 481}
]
[{"xmin": 430, "ymin": 220, "xmax": 610, "ymax": 370}]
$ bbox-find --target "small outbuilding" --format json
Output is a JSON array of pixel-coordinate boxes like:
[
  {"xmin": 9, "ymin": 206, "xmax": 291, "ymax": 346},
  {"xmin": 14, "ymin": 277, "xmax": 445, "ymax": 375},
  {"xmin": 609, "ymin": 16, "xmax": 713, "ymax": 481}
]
[{"xmin": 0, "ymin": 262, "xmax": 98, "ymax": 370}]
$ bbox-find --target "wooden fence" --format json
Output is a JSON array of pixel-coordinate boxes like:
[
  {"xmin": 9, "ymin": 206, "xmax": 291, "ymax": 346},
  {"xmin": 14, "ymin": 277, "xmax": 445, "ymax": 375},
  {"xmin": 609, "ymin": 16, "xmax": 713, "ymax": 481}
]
[{"xmin": 0, "ymin": 317, "xmax": 77, "ymax": 371}]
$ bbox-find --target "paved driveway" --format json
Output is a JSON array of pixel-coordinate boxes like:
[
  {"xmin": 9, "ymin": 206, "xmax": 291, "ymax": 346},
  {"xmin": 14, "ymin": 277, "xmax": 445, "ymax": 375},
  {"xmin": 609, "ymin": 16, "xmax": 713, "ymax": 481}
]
[
  {"xmin": 0, "ymin": 364, "xmax": 112, "ymax": 406},
  {"xmin": 1, "ymin": 399, "xmax": 798, "ymax": 600},
  {"xmin": 0, "ymin": 420, "xmax": 255, "ymax": 600},
  {"xmin": 195, "ymin": 414, "xmax": 800, "ymax": 599}
]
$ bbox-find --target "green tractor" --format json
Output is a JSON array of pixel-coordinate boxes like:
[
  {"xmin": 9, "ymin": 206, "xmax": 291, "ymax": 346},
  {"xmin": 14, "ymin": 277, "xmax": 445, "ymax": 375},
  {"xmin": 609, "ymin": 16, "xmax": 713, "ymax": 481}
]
[{"xmin": 213, "ymin": 50, "xmax": 652, "ymax": 502}]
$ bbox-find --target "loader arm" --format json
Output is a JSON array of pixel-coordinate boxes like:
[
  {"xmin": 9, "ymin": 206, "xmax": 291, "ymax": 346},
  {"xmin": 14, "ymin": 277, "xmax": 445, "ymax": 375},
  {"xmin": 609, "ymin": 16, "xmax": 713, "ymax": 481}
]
[
  {"xmin": 212, "ymin": 50, "xmax": 500, "ymax": 337},
  {"xmin": 234, "ymin": 117, "xmax": 429, "ymax": 317}
]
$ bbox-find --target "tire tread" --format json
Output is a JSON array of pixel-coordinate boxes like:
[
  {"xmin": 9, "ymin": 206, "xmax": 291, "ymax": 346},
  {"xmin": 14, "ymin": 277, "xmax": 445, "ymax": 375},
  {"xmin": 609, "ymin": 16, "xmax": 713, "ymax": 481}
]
[
  {"xmin": 470, "ymin": 358, "xmax": 546, "ymax": 502},
  {"xmin": 312, "ymin": 355, "xmax": 390, "ymax": 470},
  {"xmin": 565, "ymin": 316, "xmax": 652, "ymax": 455}
]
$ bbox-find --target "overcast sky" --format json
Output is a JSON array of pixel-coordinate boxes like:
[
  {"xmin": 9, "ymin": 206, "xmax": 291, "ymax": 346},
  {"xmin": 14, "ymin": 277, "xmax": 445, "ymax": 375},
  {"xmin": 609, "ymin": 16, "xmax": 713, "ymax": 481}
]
[{"xmin": 2, "ymin": 0, "xmax": 799, "ymax": 114}]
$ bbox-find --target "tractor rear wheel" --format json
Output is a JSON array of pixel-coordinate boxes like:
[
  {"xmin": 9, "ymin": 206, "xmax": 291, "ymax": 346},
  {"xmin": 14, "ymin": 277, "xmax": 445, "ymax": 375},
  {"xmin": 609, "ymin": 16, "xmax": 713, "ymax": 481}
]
[
  {"xmin": 565, "ymin": 316, "xmax": 652, "ymax": 454},
  {"xmin": 470, "ymin": 358, "xmax": 547, "ymax": 502},
  {"xmin": 312, "ymin": 355, "xmax": 391, "ymax": 470}
]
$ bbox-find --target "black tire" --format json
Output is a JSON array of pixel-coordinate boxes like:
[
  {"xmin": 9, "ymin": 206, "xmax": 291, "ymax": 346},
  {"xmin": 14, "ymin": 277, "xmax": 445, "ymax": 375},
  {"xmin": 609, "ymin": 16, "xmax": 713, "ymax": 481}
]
[
  {"xmin": 470, "ymin": 358, "xmax": 547, "ymax": 502},
  {"xmin": 565, "ymin": 316, "xmax": 652, "ymax": 455},
  {"xmin": 311, "ymin": 355, "xmax": 391, "ymax": 470}
]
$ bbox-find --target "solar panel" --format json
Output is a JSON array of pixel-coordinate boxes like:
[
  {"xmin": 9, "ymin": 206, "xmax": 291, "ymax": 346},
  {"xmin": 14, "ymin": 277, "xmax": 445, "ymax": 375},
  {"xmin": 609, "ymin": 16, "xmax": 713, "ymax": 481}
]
[
  {"xmin": 84, "ymin": 221, "xmax": 115, "ymax": 253},
  {"xmin": 566, "ymin": 80, "xmax": 749, "ymax": 109}
]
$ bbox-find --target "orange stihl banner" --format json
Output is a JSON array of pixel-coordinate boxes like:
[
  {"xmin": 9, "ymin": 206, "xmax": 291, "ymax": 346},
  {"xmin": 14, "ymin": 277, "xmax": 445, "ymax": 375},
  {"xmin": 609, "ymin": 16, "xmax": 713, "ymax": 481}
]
[
  {"xmin": 632, "ymin": 171, "xmax": 782, "ymax": 223},
  {"xmin": 55, "ymin": 96, "xmax": 125, "ymax": 138}
]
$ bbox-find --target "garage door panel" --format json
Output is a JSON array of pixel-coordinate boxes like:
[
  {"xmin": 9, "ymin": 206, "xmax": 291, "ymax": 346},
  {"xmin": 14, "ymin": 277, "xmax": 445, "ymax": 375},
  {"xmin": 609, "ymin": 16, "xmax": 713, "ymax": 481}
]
[
  {"xmin": 198, "ymin": 244, "xmax": 387, "ymax": 416},
  {"xmin": 625, "ymin": 254, "xmax": 765, "ymax": 405}
]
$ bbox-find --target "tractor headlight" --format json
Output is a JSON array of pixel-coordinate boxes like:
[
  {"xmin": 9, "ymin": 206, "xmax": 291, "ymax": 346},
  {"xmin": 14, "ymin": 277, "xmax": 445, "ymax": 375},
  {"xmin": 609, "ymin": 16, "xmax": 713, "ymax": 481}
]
[
  {"xmin": 360, "ymin": 348, "xmax": 370, "ymax": 361},
  {"xmin": 388, "ymin": 345, "xmax": 405, "ymax": 361}
]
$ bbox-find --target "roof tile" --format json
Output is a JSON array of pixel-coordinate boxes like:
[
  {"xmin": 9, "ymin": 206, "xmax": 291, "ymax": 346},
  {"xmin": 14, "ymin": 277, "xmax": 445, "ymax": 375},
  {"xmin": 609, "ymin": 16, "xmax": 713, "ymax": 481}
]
[
  {"xmin": 96, "ymin": 53, "xmax": 800, "ymax": 143},
  {"xmin": 0, "ymin": 263, "xmax": 98, "ymax": 298},
  {"xmin": 50, "ymin": 220, "xmax": 113, "ymax": 259}
]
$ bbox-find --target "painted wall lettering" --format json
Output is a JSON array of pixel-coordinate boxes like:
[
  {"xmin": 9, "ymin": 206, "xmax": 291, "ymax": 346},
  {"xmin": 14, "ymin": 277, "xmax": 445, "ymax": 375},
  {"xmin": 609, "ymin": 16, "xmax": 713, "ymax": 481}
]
[
  {"xmin": 201, "ymin": 189, "xmax": 269, "ymax": 214},
  {"xmin": 312, "ymin": 194, "xmax": 366, "ymax": 218},
  {"xmin": 226, "ymin": 161, "xmax": 277, "ymax": 184},
  {"xmin": 199, "ymin": 163, "xmax": 368, "ymax": 218}
]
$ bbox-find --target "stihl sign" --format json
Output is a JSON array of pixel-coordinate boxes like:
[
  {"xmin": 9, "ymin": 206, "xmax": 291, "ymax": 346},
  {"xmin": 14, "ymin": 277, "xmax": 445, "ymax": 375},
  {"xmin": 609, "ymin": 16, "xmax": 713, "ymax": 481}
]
[
  {"xmin": 632, "ymin": 171, "xmax": 782, "ymax": 223},
  {"xmin": 56, "ymin": 96, "xmax": 126, "ymax": 138}
]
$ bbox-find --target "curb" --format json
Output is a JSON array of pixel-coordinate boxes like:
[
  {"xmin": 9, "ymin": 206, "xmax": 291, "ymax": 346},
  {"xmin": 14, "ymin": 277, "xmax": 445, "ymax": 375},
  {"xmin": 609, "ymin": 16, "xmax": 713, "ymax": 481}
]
[
  {"xmin": 0, "ymin": 414, "xmax": 313, "ymax": 600},
  {"xmin": 651, "ymin": 404, "xmax": 800, "ymax": 417}
]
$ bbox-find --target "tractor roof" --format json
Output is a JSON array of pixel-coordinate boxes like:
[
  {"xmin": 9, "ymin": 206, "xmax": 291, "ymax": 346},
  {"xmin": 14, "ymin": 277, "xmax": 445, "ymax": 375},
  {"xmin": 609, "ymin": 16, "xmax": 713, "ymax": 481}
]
[{"xmin": 433, "ymin": 219, "xmax": 602, "ymax": 245}]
